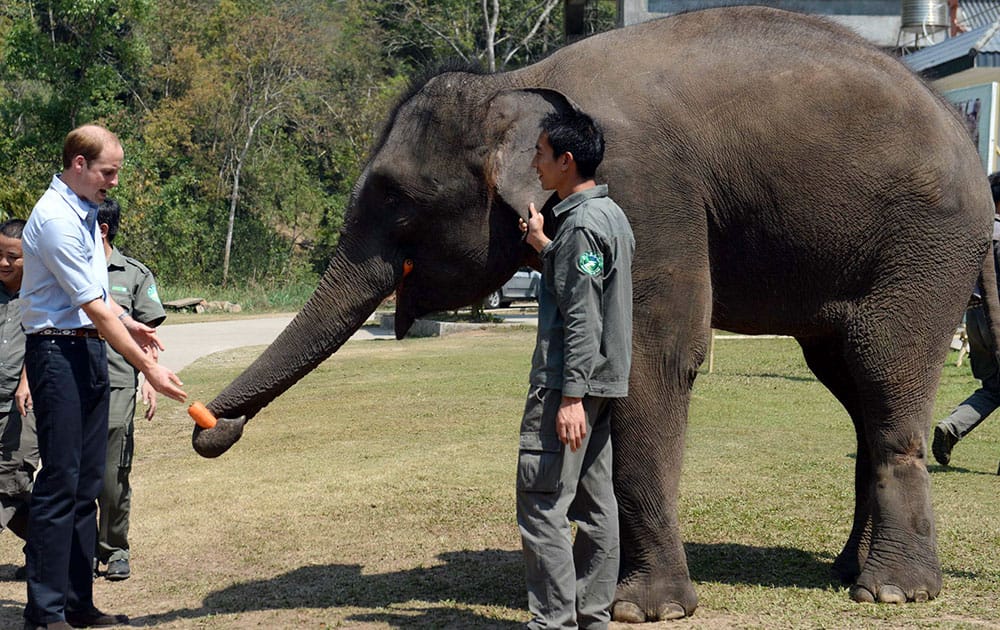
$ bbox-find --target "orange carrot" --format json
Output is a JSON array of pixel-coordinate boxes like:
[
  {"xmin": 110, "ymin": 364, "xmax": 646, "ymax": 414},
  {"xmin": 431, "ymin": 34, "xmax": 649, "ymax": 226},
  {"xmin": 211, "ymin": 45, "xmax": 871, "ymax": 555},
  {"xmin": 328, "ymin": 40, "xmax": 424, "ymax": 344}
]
[{"xmin": 188, "ymin": 401, "xmax": 217, "ymax": 429}]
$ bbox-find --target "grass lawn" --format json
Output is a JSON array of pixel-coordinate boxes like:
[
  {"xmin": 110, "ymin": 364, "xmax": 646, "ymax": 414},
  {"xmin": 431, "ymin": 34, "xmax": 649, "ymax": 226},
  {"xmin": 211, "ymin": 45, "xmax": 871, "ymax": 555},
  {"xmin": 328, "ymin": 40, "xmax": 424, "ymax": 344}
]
[{"xmin": 0, "ymin": 329, "xmax": 995, "ymax": 628}]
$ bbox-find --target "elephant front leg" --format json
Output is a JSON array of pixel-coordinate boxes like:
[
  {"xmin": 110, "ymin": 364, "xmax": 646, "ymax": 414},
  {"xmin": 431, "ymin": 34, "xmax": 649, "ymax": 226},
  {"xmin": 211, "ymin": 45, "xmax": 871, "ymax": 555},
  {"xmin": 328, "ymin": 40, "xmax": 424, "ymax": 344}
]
[{"xmin": 610, "ymin": 374, "xmax": 700, "ymax": 622}]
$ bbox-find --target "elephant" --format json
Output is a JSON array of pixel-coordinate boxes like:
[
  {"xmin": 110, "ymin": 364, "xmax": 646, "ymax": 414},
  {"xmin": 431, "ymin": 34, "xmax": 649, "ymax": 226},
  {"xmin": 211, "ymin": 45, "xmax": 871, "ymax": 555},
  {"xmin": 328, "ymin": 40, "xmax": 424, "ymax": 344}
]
[{"xmin": 191, "ymin": 5, "xmax": 999, "ymax": 622}]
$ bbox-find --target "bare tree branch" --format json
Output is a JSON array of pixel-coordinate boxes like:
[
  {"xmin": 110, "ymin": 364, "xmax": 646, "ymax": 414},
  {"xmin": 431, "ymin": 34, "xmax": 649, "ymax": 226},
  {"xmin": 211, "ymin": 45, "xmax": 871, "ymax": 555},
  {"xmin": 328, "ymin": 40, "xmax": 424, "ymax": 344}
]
[
  {"xmin": 502, "ymin": 0, "xmax": 561, "ymax": 68},
  {"xmin": 482, "ymin": 0, "xmax": 500, "ymax": 72}
]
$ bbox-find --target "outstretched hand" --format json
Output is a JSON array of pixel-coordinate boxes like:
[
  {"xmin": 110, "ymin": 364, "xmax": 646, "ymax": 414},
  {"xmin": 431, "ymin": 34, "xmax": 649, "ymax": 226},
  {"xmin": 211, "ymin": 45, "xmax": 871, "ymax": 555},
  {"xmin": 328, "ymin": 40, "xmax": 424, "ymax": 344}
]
[
  {"xmin": 125, "ymin": 318, "xmax": 164, "ymax": 359},
  {"xmin": 519, "ymin": 203, "xmax": 551, "ymax": 253},
  {"xmin": 143, "ymin": 364, "xmax": 187, "ymax": 403}
]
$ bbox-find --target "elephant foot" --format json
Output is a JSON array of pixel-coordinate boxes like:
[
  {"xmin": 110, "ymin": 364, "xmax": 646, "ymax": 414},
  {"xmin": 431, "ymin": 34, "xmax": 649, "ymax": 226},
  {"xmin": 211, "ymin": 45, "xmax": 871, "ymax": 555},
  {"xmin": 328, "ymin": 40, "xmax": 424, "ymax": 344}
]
[
  {"xmin": 612, "ymin": 600, "xmax": 686, "ymax": 623},
  {"xmin": 612, "ymin": 573, "xmax": 698, "ymax": 622},
  {"xmin": 845, "ymin": 538, "xmax": 940, "ymax": 604},
  {"xmin": 849, "ymin": 584, "xmax": 932, "ymax": 604}
]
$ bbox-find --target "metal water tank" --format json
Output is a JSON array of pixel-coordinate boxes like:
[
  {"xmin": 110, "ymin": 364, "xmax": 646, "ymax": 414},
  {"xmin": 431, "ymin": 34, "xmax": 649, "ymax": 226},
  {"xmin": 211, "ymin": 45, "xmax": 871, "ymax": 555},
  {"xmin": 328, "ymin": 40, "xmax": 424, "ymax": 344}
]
[{"xmin": 901, "ymin": 0, "xmax": 949, "ymax": 32}]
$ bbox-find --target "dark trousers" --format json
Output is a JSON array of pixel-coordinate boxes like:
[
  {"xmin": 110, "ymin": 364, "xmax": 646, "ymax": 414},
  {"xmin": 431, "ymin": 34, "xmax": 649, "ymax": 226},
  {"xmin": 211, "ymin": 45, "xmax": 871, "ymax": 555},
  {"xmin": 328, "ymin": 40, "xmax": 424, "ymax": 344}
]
[{"xmin": 23, "ymin": 336, "xmax": 109, "ymax": 625}]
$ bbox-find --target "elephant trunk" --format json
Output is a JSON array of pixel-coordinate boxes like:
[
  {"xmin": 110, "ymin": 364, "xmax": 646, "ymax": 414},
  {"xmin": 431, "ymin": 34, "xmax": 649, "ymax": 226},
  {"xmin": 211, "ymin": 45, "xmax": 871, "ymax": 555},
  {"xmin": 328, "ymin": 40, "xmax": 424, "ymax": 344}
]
[{"xmin": 192, "ymin": 247, "xmax": 396, "ymax": 458}]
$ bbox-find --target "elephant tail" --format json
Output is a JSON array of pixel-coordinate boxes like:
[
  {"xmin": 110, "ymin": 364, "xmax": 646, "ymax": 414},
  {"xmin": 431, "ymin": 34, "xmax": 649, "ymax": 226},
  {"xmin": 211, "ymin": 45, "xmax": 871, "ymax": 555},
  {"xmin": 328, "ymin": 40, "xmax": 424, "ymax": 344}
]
[{"xmin": 978, "ymin": 224, "xmax": 1000, "ymax": 367}]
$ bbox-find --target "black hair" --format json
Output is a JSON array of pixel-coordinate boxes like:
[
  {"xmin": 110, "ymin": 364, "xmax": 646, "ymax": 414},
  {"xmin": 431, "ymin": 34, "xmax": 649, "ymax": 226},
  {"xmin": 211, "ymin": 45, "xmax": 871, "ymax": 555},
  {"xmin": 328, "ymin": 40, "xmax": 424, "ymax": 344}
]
[
  {"xmin": 990, "ymin": 171, "xmax": 1000, "ymax": 205},
  {"xmin": 540, "ymin": 109, "xmax": 605, "ymax": 179},
  {"xmin": 0, "ymin": 219, "xmax": 25, "ymax": 239},
  {"xmin": 98, "ymin": 198, "xmax": 121, "ymax": 244}
]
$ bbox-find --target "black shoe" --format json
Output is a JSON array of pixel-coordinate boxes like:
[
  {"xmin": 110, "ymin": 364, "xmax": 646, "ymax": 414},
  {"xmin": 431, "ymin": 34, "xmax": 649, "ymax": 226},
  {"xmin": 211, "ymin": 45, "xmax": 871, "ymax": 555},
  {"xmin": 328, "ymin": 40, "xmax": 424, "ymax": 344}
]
[
  {"xmin": 105, "ymin": 559, "xmax": 130, "ymax": 582},
  {"xmin": 64, "ymin": 607, "xmax": 129, "ymax": 628},
  {"xmin": 932, "ymin": 425, "xmax": 958, "ymax": 466},
  {"xmin": 14, "ymin": 564, "xmax": 26, "ymax": 580}
]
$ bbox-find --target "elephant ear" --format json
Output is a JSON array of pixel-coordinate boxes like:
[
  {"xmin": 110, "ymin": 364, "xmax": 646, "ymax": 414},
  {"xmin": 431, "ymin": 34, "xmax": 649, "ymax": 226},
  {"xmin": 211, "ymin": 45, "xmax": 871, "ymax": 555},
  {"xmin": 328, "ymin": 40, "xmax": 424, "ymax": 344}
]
[{"xmin": 483, "ymin": 88, "xmax": 580, "ymax": 221}]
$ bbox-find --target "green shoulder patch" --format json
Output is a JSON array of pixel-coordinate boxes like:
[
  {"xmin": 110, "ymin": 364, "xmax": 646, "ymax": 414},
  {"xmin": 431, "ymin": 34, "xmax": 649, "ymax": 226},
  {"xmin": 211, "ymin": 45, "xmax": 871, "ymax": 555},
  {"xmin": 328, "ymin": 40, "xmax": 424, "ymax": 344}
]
[
  {"xmin": 147, "ymin": 284, "xmax": 161, "ymax": 303},
  {"xmin": 577, "ymin": 251, "xmax": 603, "ymax": 276}
]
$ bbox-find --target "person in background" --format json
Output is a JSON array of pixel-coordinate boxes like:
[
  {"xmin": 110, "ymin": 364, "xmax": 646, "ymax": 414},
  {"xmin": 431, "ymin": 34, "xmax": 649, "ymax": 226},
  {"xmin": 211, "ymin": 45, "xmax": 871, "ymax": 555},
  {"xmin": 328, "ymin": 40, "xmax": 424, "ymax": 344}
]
[
  {"xmin": 21, "ymin": 124, "xmax": 186, "ymax": 630},
  {"xmin": 516, "ymin": 109, "xmax": 634, "ymax": 630},
  {"xmin": 95, "ymin": 199, "xmax": 166, "ymax": 582},
  {"xmin": 0, "ymin": 219, "xmax": 37, "ymax": 578},
  {"xmin": 933, "ymin": 171, "xmax": 1000, "ymax": 467}
]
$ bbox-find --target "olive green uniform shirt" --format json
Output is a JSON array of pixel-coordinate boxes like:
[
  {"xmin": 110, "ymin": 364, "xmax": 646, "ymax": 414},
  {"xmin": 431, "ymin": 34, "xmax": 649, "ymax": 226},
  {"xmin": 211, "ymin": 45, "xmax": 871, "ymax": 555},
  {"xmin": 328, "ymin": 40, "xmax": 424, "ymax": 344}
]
[
  {"xmin": 107, "ymin": 246, "xmax": 166, "ymax": 389},
  {"xmin": 529, "ymin": 185, "xmax": 635, "ymax": 399},
  {"xmin": 0, "ymin": 284, "xmax": 24, "ymax": 413}
]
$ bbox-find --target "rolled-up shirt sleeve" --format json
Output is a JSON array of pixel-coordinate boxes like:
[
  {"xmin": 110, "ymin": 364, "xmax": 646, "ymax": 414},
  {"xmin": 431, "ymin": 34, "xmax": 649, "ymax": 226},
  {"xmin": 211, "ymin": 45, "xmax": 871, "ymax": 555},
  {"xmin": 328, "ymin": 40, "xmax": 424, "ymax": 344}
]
[
  {"xmin": 35, "ymin": 218, "xmax": 105, "ymax": 307},
  {"xmin": 551, "ymin": 227, "xmax": 606, "ymax": 398}
]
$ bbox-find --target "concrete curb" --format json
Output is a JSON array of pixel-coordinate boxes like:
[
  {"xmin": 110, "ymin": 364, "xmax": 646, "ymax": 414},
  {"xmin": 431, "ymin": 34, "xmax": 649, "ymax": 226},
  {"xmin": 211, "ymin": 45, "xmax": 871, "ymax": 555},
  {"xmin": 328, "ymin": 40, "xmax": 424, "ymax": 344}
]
[{"xmin": 378, "ymin": 313, "xmax": 511, "ymax": 337}]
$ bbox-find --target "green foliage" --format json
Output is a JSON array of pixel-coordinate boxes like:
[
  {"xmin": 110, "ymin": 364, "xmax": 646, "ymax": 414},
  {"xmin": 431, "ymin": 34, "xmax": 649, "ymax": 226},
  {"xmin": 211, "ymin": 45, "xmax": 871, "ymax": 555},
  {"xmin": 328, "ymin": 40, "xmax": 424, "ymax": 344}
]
[
  {"xmin": 158, "ymin": 274, "xmax": 318, "ymax": 312},
  {"xmin": 0, "ymin": 0, "xmax": 616, "ymax": 287}
]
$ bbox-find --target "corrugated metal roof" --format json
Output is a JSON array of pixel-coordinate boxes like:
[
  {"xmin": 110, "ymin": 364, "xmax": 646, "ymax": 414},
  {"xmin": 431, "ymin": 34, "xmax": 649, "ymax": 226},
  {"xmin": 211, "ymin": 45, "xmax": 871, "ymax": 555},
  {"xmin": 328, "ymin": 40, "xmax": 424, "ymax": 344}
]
[
  {"xmin": 957, "ymin": 1, "xmax": 1000, "ymax": 29},
  {"xmin": 903, "ymin": 19, "xmax": 1000, "ymax": 71}
]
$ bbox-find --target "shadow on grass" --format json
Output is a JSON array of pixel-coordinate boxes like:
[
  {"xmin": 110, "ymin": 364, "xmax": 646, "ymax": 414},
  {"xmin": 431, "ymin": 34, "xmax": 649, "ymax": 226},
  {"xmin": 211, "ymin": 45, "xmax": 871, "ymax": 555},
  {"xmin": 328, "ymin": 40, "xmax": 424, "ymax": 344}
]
[
  {"xmin": 736, "ymin": 372, "xmax": 817, "ymax": 383},
  {"xmin": 928, "ymin": 463, "xmax": 999, "ymax": 476},
  {"xmin": 122, "ymin": 544, "xmax": 851, "ymax": 627},
  {"xmin": 685, "ymin": 542, "xmax": 840, "ymax": 590},
  {"xmin": 129, "ymin": 549, "xmax": 526, "ymax": 628}
]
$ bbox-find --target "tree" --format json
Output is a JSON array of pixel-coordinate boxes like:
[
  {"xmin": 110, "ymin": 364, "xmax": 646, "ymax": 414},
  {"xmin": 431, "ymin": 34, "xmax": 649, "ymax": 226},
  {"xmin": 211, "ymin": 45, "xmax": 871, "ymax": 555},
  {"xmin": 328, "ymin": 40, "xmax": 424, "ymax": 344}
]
[
  {"xmin": 369, "ymin": 0, "xmax": 569, "ymax": 72},
  {"xmin": 138, "ymin": 0, "xmax": 345, "ymax": 285},
  {"xmin": 0, "ymin": 0, "xmax": 153, "ymax": 219}
]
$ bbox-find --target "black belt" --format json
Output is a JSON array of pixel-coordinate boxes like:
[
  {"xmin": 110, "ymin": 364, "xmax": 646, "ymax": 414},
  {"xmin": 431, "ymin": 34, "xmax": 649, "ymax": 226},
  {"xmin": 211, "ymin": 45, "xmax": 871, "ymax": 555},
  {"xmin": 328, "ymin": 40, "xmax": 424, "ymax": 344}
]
[{"xmin": 32, "ymin": 328, "xmax": 103, "ymax": 339}]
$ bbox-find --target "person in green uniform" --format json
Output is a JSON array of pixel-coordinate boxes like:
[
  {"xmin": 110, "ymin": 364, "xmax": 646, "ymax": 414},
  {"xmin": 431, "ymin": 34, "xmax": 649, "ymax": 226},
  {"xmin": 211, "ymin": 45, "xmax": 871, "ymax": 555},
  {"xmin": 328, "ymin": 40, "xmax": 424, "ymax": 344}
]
[
  {"xmin": 517, "ymin": 110, "xmax": 634, "ymax": 629},
  {"xmin": 0, "ymin": 219, "xmax": 37, "ymax": 575},
  {"xmin": 95, "ymin": 199, "xmax": 166, "ymax": 581}
]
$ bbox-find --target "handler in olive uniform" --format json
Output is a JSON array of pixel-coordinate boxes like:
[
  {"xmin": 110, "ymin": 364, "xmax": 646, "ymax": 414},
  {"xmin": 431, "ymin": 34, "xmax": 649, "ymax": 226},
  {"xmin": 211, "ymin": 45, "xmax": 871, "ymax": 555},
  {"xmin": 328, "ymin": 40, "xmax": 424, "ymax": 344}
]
[
  {"xmin": 0, "ymin": 219, "xmax": 37, "ymax": 547},
  {"xmin": 95, "ymin": 199, "xmax": 166, "ymax": 581},
  {"xmin": 517, "ymin": 110, "xmax": 634, "ymax": 630}
]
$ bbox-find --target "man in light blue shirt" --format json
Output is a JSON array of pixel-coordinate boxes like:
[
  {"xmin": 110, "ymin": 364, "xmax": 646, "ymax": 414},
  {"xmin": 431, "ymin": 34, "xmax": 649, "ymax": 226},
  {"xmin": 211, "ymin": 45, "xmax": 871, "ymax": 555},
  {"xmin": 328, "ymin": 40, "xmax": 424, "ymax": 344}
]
[{"xmin": 21, "ymin": 124, "xmax": 186, "ymax": 630}]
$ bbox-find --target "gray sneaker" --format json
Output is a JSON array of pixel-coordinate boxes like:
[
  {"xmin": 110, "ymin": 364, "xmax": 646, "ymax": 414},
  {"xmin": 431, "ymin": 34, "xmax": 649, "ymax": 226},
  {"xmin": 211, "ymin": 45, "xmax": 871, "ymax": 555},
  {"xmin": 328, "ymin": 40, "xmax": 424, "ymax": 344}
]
[{"xmin": 932, "ymin": 425, "xmax": 958, "ymax": 466}]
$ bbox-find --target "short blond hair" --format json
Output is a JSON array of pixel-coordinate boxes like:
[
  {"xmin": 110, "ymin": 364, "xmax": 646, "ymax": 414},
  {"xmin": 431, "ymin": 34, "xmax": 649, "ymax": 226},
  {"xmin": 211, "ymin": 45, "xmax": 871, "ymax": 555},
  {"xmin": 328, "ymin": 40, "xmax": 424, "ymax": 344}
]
[{"xmin": 61, "ymin": 124, "xmax": 120, "ymax": 169}]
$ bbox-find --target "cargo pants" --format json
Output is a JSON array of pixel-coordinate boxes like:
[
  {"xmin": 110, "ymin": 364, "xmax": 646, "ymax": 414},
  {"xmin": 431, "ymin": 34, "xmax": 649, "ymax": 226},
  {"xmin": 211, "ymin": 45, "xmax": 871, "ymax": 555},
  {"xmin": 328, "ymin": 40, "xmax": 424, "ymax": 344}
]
[
  {"xmin": 516, "ymin": 386, "xmax": 619, "ymax": 630},
  {"xmin": 97, "ymin": 386, "xmax": 135, "ymax": 564}
]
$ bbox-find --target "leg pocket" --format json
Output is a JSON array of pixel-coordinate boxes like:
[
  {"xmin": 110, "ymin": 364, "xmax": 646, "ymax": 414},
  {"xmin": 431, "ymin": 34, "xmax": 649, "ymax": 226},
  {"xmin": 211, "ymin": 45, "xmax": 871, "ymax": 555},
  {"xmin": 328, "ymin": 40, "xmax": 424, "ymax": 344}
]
[
  {"xmin": 517, "ymin": 447, "xmax": 563, "ymax": 493},
  {"xmin": 517, "ymin": 387, "xmax": 564, "ymax": 493}
]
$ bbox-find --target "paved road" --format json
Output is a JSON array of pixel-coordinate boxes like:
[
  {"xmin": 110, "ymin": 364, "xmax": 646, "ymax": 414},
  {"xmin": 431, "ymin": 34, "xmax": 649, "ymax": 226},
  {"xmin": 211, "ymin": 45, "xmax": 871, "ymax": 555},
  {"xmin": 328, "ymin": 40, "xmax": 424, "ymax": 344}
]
[
  {"xmin": 155, "ymin": 309, "xmax": 538, "ymax": 373},
  {"xmin": 154, "ymin": 314, "xmax": 392, "ymax": 373}
]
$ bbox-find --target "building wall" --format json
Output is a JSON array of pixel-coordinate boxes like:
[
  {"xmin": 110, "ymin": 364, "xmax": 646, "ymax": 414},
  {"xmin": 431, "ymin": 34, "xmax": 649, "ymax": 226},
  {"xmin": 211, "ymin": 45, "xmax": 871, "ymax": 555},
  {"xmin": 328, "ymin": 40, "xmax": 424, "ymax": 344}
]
[{"xmin": 619, "ymin": 0, "xmax": 908, "ymax": 47}]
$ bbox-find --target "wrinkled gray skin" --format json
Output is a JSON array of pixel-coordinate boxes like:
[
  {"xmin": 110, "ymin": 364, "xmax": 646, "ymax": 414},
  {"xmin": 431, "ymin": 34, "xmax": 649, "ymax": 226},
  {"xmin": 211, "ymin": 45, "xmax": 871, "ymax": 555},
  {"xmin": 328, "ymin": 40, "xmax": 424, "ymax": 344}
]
[{"xmin": 193, "ymin": 6, "xmax": 998, "ymax": 621}]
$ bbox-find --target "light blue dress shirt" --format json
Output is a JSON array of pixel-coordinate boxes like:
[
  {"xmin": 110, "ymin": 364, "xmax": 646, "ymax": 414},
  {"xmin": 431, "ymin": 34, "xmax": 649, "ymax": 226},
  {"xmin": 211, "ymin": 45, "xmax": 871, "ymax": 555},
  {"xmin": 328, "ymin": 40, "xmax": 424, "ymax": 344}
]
[{"xmin": 21, "ymin": 175, "xmax": 109, "ymax": 333}]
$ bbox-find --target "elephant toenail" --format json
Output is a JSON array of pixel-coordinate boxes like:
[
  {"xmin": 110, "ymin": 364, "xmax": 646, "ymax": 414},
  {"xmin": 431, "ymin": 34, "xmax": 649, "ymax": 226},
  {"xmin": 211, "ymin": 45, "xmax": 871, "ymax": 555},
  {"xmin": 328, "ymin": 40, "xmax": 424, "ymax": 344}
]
[
  {"xmin": 657, "ymin": 602, "xmax": 687, "ymax": 620},
  {"xmin": 913, "ymin": 590, "xmax": 930, "ymax": 602},
  {"xmin": 849, "ymin": 585, "xmax": 875, "ymax": 603},
  {"xmin": 612, "ymin": 601, "xmax": 645, "ymax": 623},
  {"xmin": 877, "ymin": 585, "xmax": 906, "ymax": 604}
]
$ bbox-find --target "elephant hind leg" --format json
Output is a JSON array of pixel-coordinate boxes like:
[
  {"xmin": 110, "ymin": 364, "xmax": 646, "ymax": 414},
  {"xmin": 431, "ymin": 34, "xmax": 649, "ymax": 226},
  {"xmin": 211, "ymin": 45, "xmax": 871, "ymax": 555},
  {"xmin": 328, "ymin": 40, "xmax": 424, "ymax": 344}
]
[{"xmin": 799, "ymin": 325, "xmax": 942, "ymax": 604}]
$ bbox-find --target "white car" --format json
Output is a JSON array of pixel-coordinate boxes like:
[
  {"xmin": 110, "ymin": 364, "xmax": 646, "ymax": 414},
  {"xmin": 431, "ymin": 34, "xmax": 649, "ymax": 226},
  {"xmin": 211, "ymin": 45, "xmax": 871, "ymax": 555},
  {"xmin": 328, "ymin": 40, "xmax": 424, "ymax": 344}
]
[{"xmin": 485, "ymin": 267, "xmax": 541, "ymax": 309}]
